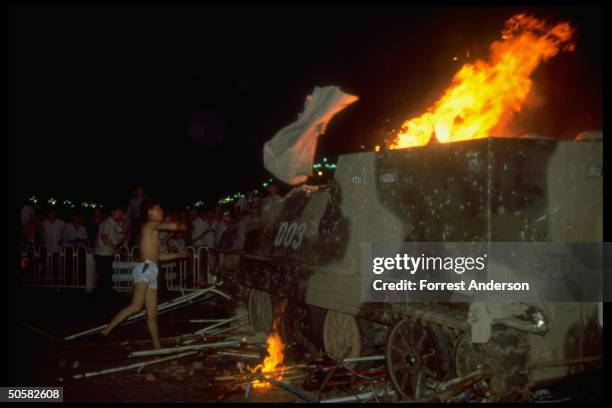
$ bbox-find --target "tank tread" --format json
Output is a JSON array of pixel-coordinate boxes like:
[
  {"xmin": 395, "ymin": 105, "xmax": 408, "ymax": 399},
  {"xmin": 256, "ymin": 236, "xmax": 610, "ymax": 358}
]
[
  {"xmin": 454, "ymin": 325, "xmax": 531, "ymax": 401},
  {"xmin": 487, "ymin": 325, "xmax": 530, "ymax": 401},
  {"xmin": 397, "ymin": 306, "xmax": 530, "ymax": 400}
]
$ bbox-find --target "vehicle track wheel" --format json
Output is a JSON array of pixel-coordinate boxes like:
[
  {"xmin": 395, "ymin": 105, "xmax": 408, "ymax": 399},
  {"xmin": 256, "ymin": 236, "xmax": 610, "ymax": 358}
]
[
  {"xmin": 278, "ymin": 298, "xmax": 305, "ymax": 346},
  {"xmin": 322, "ymin": 310, "xmax": 363, "ymax": 361},
  {"xmin": 247, "ymin": 289, "xmax": 274, "ymax": 334},
  {"xmin": 386, "ymin": 319, "xmax": 453, "ymax": 400}
]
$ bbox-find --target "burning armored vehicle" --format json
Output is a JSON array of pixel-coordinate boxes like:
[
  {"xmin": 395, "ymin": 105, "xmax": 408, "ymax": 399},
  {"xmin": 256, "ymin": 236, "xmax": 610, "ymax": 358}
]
[
  {"xmin": 210, "ymin": 135, "xmax": 603, "ymax": 401},
  {"xmin": 208, "ymin": 13, "xmax": 602, "ymax": 402}
]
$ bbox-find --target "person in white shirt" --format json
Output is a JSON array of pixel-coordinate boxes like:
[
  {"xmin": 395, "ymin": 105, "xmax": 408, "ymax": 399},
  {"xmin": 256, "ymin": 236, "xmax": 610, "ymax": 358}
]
[
  {"xmin": 21, "ymin": 201, "xmax": 40, "ymax": 246},
  {"xmin": 169, "ymin": 212, "xmax": 188, "ymax": 251},
  {"xmin": 159, "ymin": 213, "xmax": 175, "ymax": 252},
  {"xmin": 41, "ymin": 208, "xmax": 65, "ymax": 276},
  {"xmin": 202, "ymin": 211, "xmax": 218, "ymax": 248},
  {"xmin": 190, "ymin": 208, "xmax": 207, "ymax": 247},
  {"xmin": 168, "ymin": 235, "xmax": 186, "ymax": 251},
  {"xmin": 21, "ymin": 203, "xmax": 35, "ymax": 228},
  {"xmin": 61, "ymin": 212, "xmax": 88, "ymax": 246},
  {"xmin": 117, "ymin": 214, "xmax": 128, "ymax": 247},
  {"xmin": 215, "ymin": 210, "xmax": 232, "ymax": 247},
  {"xmin": 261, "ymin": 183, "xmax": 284, "ymax": 215},
  {"xmin": 42, "ymin": 208, "xmax": 65, "ymax": 253},
  {"xmin": 94, "ymin": 207, "xmax": 125, "ymax": 296}
]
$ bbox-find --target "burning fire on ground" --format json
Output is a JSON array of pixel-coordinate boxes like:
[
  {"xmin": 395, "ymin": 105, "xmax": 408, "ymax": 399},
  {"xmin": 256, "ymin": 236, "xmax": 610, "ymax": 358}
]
[
  {"xmin": 251, "ymin": 330, "xmax": 285, "ymax": 390},
  {"xmin": 389, "ymin": 14, "xmax": 575, "ymax": 149},
  {"xmin": 250, "ymin": 303, "xmax": 287, "ymax": 390}
]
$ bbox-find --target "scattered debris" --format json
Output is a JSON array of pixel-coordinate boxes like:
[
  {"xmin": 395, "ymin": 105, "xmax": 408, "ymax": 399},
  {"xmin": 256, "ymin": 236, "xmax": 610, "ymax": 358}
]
[
  {"xmin": 64, "ymin": 286, "xmax": 230, "ymax": 341},
  {"xmin": 319, "ymin": 385, "xmax": 395, "ymax": 403},
  {"xmin": 342, "ymin": 355, "xmax": 385, "ymax": 363},
  {"xmin": 250, "ymin": 332, "xmax": 268, "ymax": 344},
  {"xmin": 193, "ymin": 313, "xmax": 248, "ymax": 336},
  {"xmin": 432, "ymin": 367, "xmax": 490, "ymax": 402},
  {"xmin": 54, "ymin": 290, "xmax": 402, "ymax": 403},
  {"xmin": 128, "ymin": 340, "xmax": 240, "ymax": 358},
  {"xmin": 243, "ymin": 381, "xmax": 252, "ymax": 400},
  {"xmin": 216, "ymin": 351, "xmax": 260, "ymax": 360},
  {"xmin": 178, "ymin": 318, "xmax": 232, "ymax": 323},
  {"xmin": 206, "ymin": 322, "xmax": 251, "ymax": 336},
  {"xmin": 254, "ymin": 373, "xmax": 317, "ymax": 403},
  {"xmin": 62, "ymin": 351, "xmax": 199, "ymax": 381}
]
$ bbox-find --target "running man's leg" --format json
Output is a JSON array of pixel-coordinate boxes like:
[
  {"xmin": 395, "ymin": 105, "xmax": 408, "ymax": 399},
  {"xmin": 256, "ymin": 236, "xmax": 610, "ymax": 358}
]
[
  {"xmin": 144, "ymin": 287, "xmax": 161, "ymax": 349},
  {"xmin": 101, "ymin": 282, "xmax": 147, "ymax": 336}
]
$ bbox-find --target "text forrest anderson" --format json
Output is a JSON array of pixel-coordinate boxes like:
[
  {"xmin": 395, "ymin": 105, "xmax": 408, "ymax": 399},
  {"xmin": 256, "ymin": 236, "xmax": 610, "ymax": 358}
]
[{"xmin": 370, "ymin": 254, "xmax": 530, "ymax": 292}]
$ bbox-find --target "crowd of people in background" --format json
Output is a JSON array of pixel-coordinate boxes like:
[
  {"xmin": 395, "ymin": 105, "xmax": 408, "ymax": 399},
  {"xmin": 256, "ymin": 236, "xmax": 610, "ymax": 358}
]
[
  {"xmin": 18, "ymin": 183, "xmax": 285, "ymax": 298},
  {"xmin": 18, "ymin": 183, "xmax": 283, "ymax": 256}
]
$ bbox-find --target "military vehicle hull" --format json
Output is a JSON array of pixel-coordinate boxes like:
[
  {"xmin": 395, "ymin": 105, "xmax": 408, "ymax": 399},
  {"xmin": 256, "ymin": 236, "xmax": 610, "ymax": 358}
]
[{"xmin": 212, "ymin": 137, "xmax": 603, "ymax": 401}]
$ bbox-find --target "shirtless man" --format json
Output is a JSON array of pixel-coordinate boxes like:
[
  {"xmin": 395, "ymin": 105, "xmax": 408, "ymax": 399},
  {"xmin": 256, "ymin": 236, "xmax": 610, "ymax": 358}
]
[{"xmin": 100, "ymin": 199, "xmax": 187, "ymax": 349}]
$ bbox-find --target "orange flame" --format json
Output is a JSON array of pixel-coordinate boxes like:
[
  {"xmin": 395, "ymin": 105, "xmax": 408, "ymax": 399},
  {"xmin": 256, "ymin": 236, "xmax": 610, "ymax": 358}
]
[
  {"xmin": 251, "ymin": 330, "xmax": 285, "ymax": 390},
  {"xmin": 390, "ymin": 14, "xmax": 574, "ymax": 149}
]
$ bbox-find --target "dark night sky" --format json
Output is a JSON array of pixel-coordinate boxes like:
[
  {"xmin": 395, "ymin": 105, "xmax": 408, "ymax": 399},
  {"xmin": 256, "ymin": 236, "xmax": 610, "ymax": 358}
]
[{"xmin": 10, "ymin": 5, "xmax": 602, "ymax": 211}]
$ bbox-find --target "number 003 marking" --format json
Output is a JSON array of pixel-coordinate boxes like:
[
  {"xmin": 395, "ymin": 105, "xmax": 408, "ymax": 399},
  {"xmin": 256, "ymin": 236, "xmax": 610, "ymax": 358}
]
[{"xmin": 274, "ymin": 221, "xmax": 307, "ymax": 249}]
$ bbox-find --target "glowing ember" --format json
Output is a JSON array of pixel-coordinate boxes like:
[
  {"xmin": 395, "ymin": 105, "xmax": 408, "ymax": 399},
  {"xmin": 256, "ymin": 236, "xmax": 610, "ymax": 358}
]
[
  {"xmin": 390, "ymin": 14, "xmax": 574, "ymax": 149},
  {"xmin": 251, "ymin": 330, "xmax": 285, "ymax": 390}
]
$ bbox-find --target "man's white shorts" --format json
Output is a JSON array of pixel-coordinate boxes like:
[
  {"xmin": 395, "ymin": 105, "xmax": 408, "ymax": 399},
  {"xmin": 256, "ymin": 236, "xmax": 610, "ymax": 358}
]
[{"xmin": 132, "ymin": 260, "xmax": 158, "ymax": 289}]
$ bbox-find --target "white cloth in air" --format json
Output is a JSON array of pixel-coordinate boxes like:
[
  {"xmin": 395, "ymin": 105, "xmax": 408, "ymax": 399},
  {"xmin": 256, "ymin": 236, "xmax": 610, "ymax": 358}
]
[{"xmin": 263, "ymin": 86, "xmax": 358, "ymax": 185}]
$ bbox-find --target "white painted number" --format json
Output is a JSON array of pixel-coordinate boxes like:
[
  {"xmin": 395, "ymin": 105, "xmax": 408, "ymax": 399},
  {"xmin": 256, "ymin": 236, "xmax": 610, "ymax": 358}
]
[
  {"xmin": 274, "ymin": 222, "xmax": 288, "ymax": 246},
  {"xmin": 292, "ymin": 223, "xmax": 307, "ymax": 249},
  {"xmin": 274, "ymin": 221, "xmax": 307, "ymax": 249},
  {"xmin": 283, "ymin": 222, "xmax": 298, "ymax": 247}
]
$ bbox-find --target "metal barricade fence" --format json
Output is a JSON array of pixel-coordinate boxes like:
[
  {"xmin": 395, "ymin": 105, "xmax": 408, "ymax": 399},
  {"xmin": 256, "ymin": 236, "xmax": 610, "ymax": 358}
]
[
  {"xmin": 21, "ymin": 244, "xmax": 214, "ymax": 292},
  {"xmin": 111, "ymin": 245, "xmax": 214, "ymax": 292},
  {"xmin": 111, "ymin": 245, "xmax": 135, "ymax": 292},
  {"xmin": 165, "ymin": 246, "xmax": 210, "ymax": 292},
  {"xmin": 20, "ymin": 244, "xmax": 92, "ymax": 289}
]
